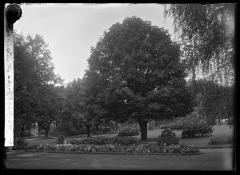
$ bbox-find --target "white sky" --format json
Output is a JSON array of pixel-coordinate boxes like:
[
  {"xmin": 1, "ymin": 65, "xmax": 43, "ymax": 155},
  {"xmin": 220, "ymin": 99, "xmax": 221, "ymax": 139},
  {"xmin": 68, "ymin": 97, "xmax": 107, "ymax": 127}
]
[{"xmin": 15, "ymin": 3, "xmax": 175, "ymax": 84}]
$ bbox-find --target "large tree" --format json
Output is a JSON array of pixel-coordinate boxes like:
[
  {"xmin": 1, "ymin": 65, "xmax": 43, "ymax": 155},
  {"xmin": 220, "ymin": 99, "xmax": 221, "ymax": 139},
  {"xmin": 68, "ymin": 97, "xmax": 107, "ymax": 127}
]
[
  {"xmin": 86, "ymin": 17, "xmax": 193, "ymax": 140},
  {"xmin": 14, "ymin": 32, "xmax": 63, "ymax": 137},
  {"xmin": 164, "ymin": 4, "xmax": 235, "ymax": 85}
]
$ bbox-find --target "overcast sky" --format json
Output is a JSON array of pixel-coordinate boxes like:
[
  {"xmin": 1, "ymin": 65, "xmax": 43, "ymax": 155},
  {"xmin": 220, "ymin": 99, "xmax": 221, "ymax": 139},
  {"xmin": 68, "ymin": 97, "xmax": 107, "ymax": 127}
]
[{"xmin": 15, "ymin": 3, "xmax": 175, "ymax": 85}]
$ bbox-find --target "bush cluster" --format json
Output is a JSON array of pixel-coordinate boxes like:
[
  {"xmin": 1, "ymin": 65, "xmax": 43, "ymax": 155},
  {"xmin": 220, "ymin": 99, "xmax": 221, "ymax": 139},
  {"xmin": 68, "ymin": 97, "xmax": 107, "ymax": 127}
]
[
  {"xmin": 181, "ymin": 113, "xmax": 213, "ymax": 138},
  {"xmin": 13, "ymin": 137, "xmax": 28, "ymax": 150},
  {"xmin": 182, "ymin": 125, "xmax": 213, "ymax": 138},
  {"xmin": 20, "ymin": 131, "xmax": 30, "ymax": 137},
  {"xmin": 69, "ymin": 136, "xmax": 139, "ymax": 145},
  {"xmin": 24, "ymin": 143, "xmax": 200, "ymax": 154},
  {"xmin": 157, "ymin": 129, "xmax": 179, "ymax": 146},
  {"xmin": 208, "ymin": 134, "xmax": 233, "ymax": 145},
  {"xmin": 117, "ymin": 127, "xmax": 139, "ymax": 137},
  {"xmin": 56, "ymin": 135, "xmax": 65, "ymax": 144},
  {"xmin": 161, "ymin": 121, "xmax": 184, "ymax": 130}
]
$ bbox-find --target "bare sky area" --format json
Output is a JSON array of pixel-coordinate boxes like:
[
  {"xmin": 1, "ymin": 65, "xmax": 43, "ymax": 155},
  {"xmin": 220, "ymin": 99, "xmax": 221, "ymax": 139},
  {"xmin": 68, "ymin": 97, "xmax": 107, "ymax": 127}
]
[{"xmin": 15, "ymin": 3, "xmax": 175, "ymax": 85}]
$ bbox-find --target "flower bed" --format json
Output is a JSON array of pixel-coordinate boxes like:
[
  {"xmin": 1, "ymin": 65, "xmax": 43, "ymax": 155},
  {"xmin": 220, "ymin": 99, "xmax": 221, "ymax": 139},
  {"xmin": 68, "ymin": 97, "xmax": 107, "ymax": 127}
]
[{"xmin": 24, "ymin": 142, "xmax": 200, "ymax": 154}]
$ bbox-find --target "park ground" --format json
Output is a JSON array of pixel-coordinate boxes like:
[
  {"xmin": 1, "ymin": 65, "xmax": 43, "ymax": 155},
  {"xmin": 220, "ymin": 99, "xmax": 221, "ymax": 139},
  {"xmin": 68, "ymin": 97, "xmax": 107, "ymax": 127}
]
[
  {"xmin": 22, "ymin": 124, "xmax": 234, "ymax": 148},
  {"xmin": 5, "ymin": 124, "xmax": 234, "ymax": 170},
  {"xmin": 5, "ymin": 148, "xmax": 233, "ymax": 170}
]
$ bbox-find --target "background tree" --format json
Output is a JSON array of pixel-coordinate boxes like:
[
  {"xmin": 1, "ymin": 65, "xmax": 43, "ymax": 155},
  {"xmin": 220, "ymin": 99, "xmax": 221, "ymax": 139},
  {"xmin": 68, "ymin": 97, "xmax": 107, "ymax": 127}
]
[
  {"xmin": 164, "ymin": 4, "xmax": 235, "ymax": 85},
  {"xmin": 86, "ymin": 17, "xmax": 193, "ymax": 140},
  {"xmin": 33, "ymin": 84, "xmax": 64, "ymax": 137},
  {"xmin": 14, "ymin": 32, "xmax": 63, "ymax": 137},
  {"xmin": 63, "ymin": 78, "xmax": 86, "ymax": 131},
  {"xmin": 187, "ymin": 79, "xmax": 234, "ymax": 125},
  {"xmin": 83, "ymin": 70, "xmax": 108, "ymax": 137},
  {"xmin": 62, "ymin": 76, "xmax": 108, "ymax": 137}
]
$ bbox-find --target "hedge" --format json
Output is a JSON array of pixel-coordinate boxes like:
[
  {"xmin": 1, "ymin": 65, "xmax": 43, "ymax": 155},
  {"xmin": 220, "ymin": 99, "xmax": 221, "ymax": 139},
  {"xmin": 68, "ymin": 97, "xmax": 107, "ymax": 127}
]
[{"xmin": 69, "ymin": 136, "xmax": 139, "ymax": 145}]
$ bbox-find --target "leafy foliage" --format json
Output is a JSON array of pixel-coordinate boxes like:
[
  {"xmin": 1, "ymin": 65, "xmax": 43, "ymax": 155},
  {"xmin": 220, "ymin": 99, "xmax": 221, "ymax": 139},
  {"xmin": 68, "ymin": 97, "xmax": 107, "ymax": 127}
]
[
  {"xmin": 181, "ymin": 109, "xmax": 213, "ymax": 138},
  {"xmin": 56, "ymin": 135, "xmax": 65, "ymax": 145},
  {"xmin": 14, "ymin": 32, "xmax": 64, "ymax": 137},
  {"xmin": 187, "ymin": 79, "xmax": 234, "ymax": 124},
  {"xmin": 117, "ymin": 127, "xmax": 140, "ymax": 137},
  {"xmin": 69, "ymin": 136, "xmax": 139, "ymax": 145},
  {"xmin": 164, "ymin": 4, "xmax": 235, "ymax": 84},
  {"xmin": 25, "ymin": 142, "xmax": 200, "ymax": 154},
  {"xmin": 86, "ymin": 16, "xmax": 193, "ymax": 140},
  {"xmin": 12, "ymin": 137, "xmax": 28, "ymax": 150},
  {"xmin": 208, "ymin": 134, "xmax": 233, "ymax": 145},
  {"xmin": 157, "ymin": 129, "xmax": 179, "ymax": 146}
]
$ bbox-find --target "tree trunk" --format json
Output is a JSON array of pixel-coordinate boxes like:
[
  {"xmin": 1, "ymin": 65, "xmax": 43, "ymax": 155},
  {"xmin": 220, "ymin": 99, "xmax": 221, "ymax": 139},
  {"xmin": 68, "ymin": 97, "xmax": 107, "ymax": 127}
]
[
  {"xmin": 138, "ymin": 119, "xmax": 148, "ymax": 141},
  {"xmin": 86, "ymin": 125, "xmax": 91, "ymax": 137},
  {"xmin": 192, "ymin": 65, "xmax": 196, "ymax": 83},
  {"xmin": 44, "ymin": 129, "xmax": 49, "ymax": 137},
  {"xmin": 95, "ymin": 123, "xmax": 99, "ymax": 132},
  {"xmin": 115, "ymin": 122, "xmax": 118, "ymax": 130}
]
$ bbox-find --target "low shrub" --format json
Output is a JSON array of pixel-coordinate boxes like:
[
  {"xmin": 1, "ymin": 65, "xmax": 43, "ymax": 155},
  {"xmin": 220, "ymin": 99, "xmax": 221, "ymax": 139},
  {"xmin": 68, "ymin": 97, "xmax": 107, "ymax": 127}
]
[
  {"xmin": 161, "ymin": 123, "xmax": 184, "ymax": 130},
  {"xmin": 115, "ymin": 137, "xmax": 139, "ymax": 145},
  {"xmin": 181, "ymin": 113, "xmax": 213, "ymax": 138},
  {"xmin": 117, "ymin": 127, "xmax": 139, "ymax": 137},
  {"xmin": 102, "ymin": 126, "xmax": 111, "ymax": 133},
  {"xmin": 68, "ymin": 129, "xmax": 87, "ymax": 136},
  {"xmin": 49, "ymin": 131, "xmax": 59, "ymax": 137},
  {"xmin": 208, "ymin": 134, "xmax": 233, "ymax": 145},
  {"xmin": 182, "ymin": 128, "xmax": 194, "ymax": 138},
  {"xmin": 161, "ymin": 129, "xmax": 176, "ymax": 137},
  {"xmin": 94, "ymin": 130, "xmax": 104, "ymax": 135},
  {"xmin": 169, "ymin": 123, "xmax": 184, "ymax": 130},
  {"xmin": 20, "ymin": 131, "xmax": 30, "ymax": 137},
  {"xmin": 69, "ymin": 136, "xmax": 139, "ymax": 145},
  {"xmin": 157, "ymin": 129, "xmax": 179, "ymax": 146},
  {"xmin": 182, "ymin": 125, "xmax": 213, "ymax": 138},
  {"xmin": 13, "ymin": 137, "xmax": 28, "ymax": 150},
  {"xmin": 160, "ymin": 125, "xmax": 170, "ymax": 130},
  {"xmin": 56, "ymin": 135, "xmax": 65, "ymax": 144}
]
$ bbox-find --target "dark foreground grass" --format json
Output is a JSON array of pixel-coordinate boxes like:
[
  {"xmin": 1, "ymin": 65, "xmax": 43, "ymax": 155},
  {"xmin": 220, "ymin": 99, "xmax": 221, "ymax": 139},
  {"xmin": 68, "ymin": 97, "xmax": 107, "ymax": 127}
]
[{"xmin": 6, "ymin": 148, "xmax": 233, "ymax": 170}]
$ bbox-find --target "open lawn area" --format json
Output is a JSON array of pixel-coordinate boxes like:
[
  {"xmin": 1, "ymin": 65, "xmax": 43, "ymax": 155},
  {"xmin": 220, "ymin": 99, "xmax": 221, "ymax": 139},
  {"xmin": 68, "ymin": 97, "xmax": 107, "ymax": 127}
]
[{"xmin": 6, "ymin": 148, "xmax": 233, "ymax": 170}]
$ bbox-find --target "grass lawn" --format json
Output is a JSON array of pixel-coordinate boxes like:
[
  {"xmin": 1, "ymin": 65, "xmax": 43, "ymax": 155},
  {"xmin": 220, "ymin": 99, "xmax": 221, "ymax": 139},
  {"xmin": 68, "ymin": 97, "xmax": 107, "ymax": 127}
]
[
  {"xmin": 6, "ymin": 148, "xmax": 233, "ymax": 170},
  {"xmin": 25, "ymin": 137, "xmax": 57, "ymax": 145}
]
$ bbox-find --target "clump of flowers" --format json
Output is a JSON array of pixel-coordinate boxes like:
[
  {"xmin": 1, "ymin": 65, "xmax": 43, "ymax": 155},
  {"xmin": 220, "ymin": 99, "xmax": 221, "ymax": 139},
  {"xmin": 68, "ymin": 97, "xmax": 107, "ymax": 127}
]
[{"xmin": 25, "ymin": 142, "xmax": 200, "ymax": 154}]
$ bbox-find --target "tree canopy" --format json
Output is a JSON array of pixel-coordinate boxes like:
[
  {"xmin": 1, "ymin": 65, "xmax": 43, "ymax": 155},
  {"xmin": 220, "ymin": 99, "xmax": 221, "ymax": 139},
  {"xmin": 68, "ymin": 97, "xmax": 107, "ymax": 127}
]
[
  {"xmin": 164, "ymin": 4, "xmax": 235, "ymax": 85},
  {"xmin": 86, "ymin": 16, "xmax": 193, "ymax": 140},
  {"xmin": 14, "ymin": 32, "xmax": 63, "ymax": 137}
]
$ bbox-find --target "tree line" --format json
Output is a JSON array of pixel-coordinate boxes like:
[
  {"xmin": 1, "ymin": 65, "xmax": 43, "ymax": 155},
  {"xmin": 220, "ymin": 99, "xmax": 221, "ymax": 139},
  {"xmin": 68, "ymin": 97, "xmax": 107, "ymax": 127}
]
[{"xmin": 14, "ymin": 5, "xmax": 234, "ymax": 141}]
